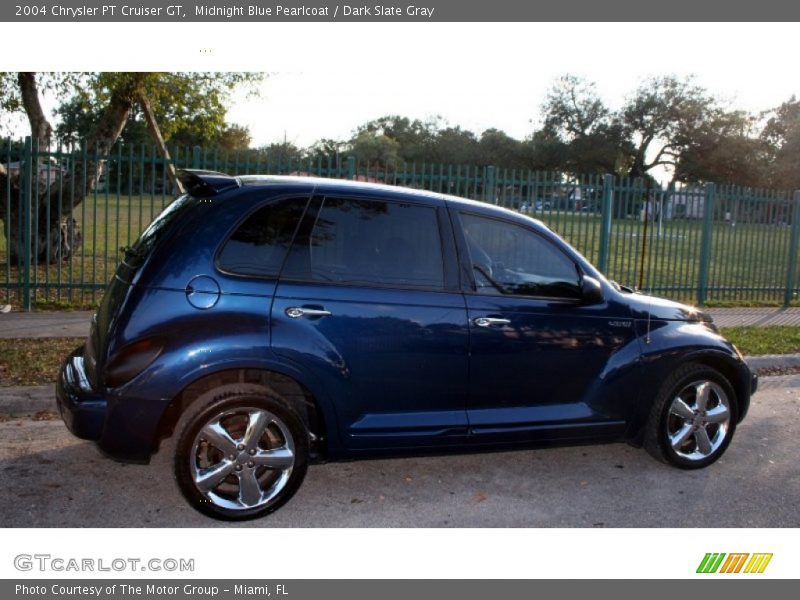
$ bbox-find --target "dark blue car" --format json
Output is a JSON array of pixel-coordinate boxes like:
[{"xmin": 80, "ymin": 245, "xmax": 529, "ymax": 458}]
[{"xmin": 57, "ymin": 171, "xmax": 757, "ymax": 520}]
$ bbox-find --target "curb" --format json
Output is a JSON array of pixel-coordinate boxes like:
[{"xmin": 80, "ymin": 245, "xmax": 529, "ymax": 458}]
[{"xmin": 745, "ymin": 353, "xmax": 800, "ymax": 370}]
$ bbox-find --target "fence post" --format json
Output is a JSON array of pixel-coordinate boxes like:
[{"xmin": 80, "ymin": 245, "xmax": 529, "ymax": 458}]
[
  {"xmin": 346, "ymin": 156, "xmax": 356, "ymax": 180},
  {"xmin": 697, "ymin": 182, "xmax": 716, "ymax": 306},
  {"xmin": 484, "ymin": 166, "xmax": 496, "ymax": 204},
  {"xmin": 192, "ymin": 146, "xmax": 202, "ymax": 169},
  {"xmin": 784, "ymin": 190, "xmax": 800, "ymax": 306},
  {"xmin": 597, "ymin": 174, "xmax": 615, "ymax": 273},
  {"xmin": 22, "ymin": 136, "xmax": 33, "ymax": 312}
]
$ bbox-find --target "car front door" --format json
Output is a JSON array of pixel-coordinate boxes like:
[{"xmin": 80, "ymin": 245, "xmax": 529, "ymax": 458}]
[
  {"xmin": 271, "ymin": 193, "xmax": 469, "ymax": 452},
  {"xmin": 454, "ymin": 209, "xmax": 640, "ymax": 443}
]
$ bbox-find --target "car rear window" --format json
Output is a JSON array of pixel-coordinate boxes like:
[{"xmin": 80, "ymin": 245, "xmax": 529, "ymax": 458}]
[
  {"xmin": 217, "ymin": 197, "xmax": 308, "ymax": 278},
  {"xmin": 122, "ymin": 194, "xmax": 196, "ymax": 269}
]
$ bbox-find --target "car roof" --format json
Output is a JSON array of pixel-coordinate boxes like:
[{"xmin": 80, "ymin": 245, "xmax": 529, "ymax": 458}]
[{"xmin": 235, "ymin": 174, "xmax": 545, "ymax": 227}]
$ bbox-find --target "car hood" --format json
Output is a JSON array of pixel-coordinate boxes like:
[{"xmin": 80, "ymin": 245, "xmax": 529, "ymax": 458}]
[{"xmin": 622, "ymin": 292, "xmax": 713, "ymax": 323}]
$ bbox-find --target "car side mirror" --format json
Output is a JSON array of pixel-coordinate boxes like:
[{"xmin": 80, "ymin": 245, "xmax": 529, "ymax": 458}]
[{"xmin": 580, "ymin": 275, "xmax": 604, "ymax": 305}]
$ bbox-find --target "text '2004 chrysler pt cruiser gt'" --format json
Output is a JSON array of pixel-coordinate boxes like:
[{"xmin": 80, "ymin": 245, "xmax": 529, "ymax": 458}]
[{"xmin": 57, "ymin": 171, "xmax": 757, "ymax": 520}]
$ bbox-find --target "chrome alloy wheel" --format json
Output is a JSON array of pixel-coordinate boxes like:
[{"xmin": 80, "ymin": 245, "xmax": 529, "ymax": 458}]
[
  {"xmin": 667, "ymin": 380, "xmax": 731, "ymax": 461},
  {"xmin": 189, "ymin": 407, "xmax": 296, "ymax": 511}
]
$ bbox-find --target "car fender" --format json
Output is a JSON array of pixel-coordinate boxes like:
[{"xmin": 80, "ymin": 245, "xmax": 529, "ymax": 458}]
[{"xmin": 627, "ymin": 319, "xmax": 751, "ymax": 439}]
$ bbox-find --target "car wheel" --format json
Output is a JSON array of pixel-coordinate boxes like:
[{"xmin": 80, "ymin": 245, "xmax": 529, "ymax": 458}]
[
  {"xmin": 174, "ymin": 384, "xmax": 309, "ymax": 520},
  {"xmin": 644, "ymin": 363, "xmax": 738, "ymax": 469}
]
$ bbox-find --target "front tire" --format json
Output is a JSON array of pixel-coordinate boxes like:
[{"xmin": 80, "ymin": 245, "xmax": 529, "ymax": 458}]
[
  {"xmin": 644, "ymin": 363, "xmax": 738, "ymax": 469},
  {"xmin": 174, "ymin": 384, "xmax": 309, "ymax": 520}
]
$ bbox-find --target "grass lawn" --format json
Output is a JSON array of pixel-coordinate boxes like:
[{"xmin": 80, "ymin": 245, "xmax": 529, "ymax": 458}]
[{"xmin": 718, "ymin": 326, "xmax": 800, "ymax": 356}]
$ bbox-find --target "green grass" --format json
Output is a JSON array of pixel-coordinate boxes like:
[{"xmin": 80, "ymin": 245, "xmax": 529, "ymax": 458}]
[
  {"xmin": 544, "ymin": 211, "xmax": 796, "ymax": 306},
  {"xmin": 1, "ymin": 194, "xmax": 799, "ymax": 309},
  {"xmin": 719, "ymin": 326, "xmax": 800, "ymax": 356}
]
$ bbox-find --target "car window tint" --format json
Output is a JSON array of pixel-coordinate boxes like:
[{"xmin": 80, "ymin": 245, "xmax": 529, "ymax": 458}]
[
  {"xmin": 292, "ymin": 197, "xmax": 444, "ymax": 289},
  {"xmin": 461, "ymin": 213, "xmax": 581, "ymax": 299},
  {"xmin": 217, "ymin": 197, "xmax": 307, "ymax": 277}
]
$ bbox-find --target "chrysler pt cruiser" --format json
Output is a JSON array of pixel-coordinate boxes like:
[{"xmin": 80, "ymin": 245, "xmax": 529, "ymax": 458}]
[{"xmin": 57, "ymin": 171, "xmax": 757, "ymax": 520}]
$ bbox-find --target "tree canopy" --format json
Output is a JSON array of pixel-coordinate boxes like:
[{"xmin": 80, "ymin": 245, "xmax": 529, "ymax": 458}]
[
  {"xmin": 3, "ymin": 71, "xmax": 799, "ymax": 190},
  {"xmin": 0, "ymin": 71, "xmax": 263, "ymax": 264}
]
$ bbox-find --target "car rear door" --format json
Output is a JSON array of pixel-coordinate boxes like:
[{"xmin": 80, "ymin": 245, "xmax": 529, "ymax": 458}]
[{"xmin": 271, "ymin": 192, "xmax": 470, "ymax": 451}]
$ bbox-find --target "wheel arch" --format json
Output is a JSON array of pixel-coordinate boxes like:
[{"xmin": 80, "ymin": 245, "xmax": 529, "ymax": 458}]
[
  {"xmin": 629, "ymin": 348, "xmax": 751, "ymax": 444},
  {"xmin": 692, "ymin": 353, "xmax": 750, "ymax": 423},
  {"xmin": 154, "ymin": 367, "xmax": 333, "ymax": 459}
]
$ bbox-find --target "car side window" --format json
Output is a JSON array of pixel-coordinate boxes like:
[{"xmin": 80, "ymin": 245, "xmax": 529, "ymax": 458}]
[
  {"xmin": 285, "ymin": 196, "xmax": 445, "ymax": 289},
  {"xmin": 460, "ymin": 212, "xmax": 581, "ymax": 299},
  {"xmin": 217, "ymin": 197, "xmax": 308, "ymax": 277}
]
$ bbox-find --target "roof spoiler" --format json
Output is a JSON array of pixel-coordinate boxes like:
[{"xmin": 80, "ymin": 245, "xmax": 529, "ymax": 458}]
[{"xmin": 177, "ymin": 169, "xmax": 240, "ymax": 197}]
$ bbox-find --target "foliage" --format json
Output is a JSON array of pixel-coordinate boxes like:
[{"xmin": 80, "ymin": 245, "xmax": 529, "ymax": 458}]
[
  {"xmin": 4, "ymin": 72, "xmax": 800, "ymax": 190},
  {"xmin": 48, "ymin": 72, "xmax": 262, "ymax": 148},
  {"xmin": 761, "ymin": 96, "xmax": 800, "ymax": 190}
]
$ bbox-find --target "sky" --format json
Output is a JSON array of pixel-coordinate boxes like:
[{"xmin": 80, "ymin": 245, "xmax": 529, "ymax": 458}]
[
  {"xmin": 222, "ymin": 22, "xmax": 800, "ymax": 148},
  {"xmin": 4, "ymin": 22, "xmax": 800, "ymax": 149}
]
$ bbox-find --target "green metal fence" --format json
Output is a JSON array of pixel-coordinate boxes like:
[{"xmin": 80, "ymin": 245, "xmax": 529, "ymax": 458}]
[{"xmin": 3, "ymin": 136, "xmax": 800, "ymax": 310}]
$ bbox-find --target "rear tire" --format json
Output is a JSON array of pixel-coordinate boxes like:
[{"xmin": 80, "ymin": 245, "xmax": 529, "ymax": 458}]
[
  {"xmin": 173, "ymin": 384, "xmax": 309, "ymax": 520},
  {"xmin": 644, "ymin": 363, "xmax": 738, "ymax": 469}
]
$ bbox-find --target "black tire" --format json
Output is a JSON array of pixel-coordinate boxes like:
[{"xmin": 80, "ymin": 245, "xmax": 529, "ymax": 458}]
[
  {"xmin": 173, "ymin": 384, "xmax": 309, "ymax": 521},
  {"xmin": 644, "ymin": 363, "xmax": 738, "ymax": 469}
]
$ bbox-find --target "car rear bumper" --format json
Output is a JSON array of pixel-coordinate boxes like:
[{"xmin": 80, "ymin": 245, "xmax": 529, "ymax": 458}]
[
  {"xmin": 56, "ymin": 346, "xmax": 108, "ymax": 441},
  {"xmin": 57, "ymin": 345, "xmax": 165, "ymax": 463}
]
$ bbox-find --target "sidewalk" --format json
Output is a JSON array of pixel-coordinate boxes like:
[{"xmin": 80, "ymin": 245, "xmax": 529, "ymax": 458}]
[
  {"xmin": 0, "ymin": 311, "xmax": 93, "ymax": 338},
  {"xmin": 3, "ymin": 307, "xmax": 800, "ymax": 339}
]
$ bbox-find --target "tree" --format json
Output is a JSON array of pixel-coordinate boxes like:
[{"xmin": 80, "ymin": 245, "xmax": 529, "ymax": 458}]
[
  {"xmin": 350, "ymin": 130, "xmax": 401, "ymax": 165},
  {"xmin": 476, "ymin": 128, "xmax": 528, "ymax": 168},
  {"xmin": 0, "ymin": 71, "xmax": 262, "ymax": 264},
  {"xmin": 542, "ymin": 75, "xmax": 611, "ymax": 140},
  {"xmin": 539, "ymin": 75, "xmax": 630, "ymax": 175},
  {"xmin": 426, "ymin": 126, "xmax": 480, "ymax": 165},
  {"xmin": 354, "ymin": 115, "xmax": 441, "ymax": 163},
  {"xmin": 674, "ymin": 110, "xmax": 769, "ymax": 187},
  {"xmin": 255, "ymin": 141, "xmax": 305, "ymax": 167},
  {"xmin": 761, "ymin": 96, "xmax": 800, "ymax": 190},
  {"xmin": 620, "ymin": 75, "xmax": 718, "ymax": 178}
]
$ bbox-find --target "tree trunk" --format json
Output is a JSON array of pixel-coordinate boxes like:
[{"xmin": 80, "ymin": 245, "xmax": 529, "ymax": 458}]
[
  {"xmin": 139, "ymin": 92, "xmax": 185, "ymax": 195},
  {"xmin": 1, "ymin": 74, "xmax": 143, "ymax": 266},
  {"xmin": 18, "ymin": 73, "xmax": 52, "ymax": 149}
]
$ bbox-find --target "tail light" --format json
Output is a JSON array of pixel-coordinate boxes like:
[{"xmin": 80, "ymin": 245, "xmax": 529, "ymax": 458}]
[{"xmin": 104, "ymin": 337, "xmax": 164, "ymax": 388}]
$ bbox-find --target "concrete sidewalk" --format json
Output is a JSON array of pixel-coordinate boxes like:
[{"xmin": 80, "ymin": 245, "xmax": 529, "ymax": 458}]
[
  {"xmin": 3, "ymin": 307, "xmax": 800, "ymax": 339},
  {"xmin": 0, "ymin": 311, "xmax": 93, "ymax": 338}
]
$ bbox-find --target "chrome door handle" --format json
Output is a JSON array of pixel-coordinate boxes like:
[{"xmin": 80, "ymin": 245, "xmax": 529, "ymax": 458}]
[
  {"xmin": 285, "ymin": 307, "xmax": 332, "ymax": 318},
  {"xmin": 473, "ymin": 317, "xmax": 511, "ymax": 327}
]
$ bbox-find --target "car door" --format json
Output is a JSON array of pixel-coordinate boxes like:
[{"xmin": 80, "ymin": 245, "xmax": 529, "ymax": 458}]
[
  {"xmin": 454, "ymin": 209, "xmax": 640, "ymax": 443},
  {"xmin": 271, "ymin": 193, "xmax": 470, "ymax": 451}
]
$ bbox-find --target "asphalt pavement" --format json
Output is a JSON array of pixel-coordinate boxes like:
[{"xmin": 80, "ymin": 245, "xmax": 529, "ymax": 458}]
[{"xmin": 0, "ymin": 374, "xmax": 797, "ymax": 527}]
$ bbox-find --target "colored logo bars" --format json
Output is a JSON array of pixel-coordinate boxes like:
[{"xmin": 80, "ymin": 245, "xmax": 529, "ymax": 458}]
[{"xmin": 697, "ymin": 553, "xmax": 773, "ymax": 574}]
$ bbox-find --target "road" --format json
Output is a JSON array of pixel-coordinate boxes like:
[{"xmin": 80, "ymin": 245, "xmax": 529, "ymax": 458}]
[{"xmin": 1, "ymin": 376, "xmax": 798, "ymax": 527}]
